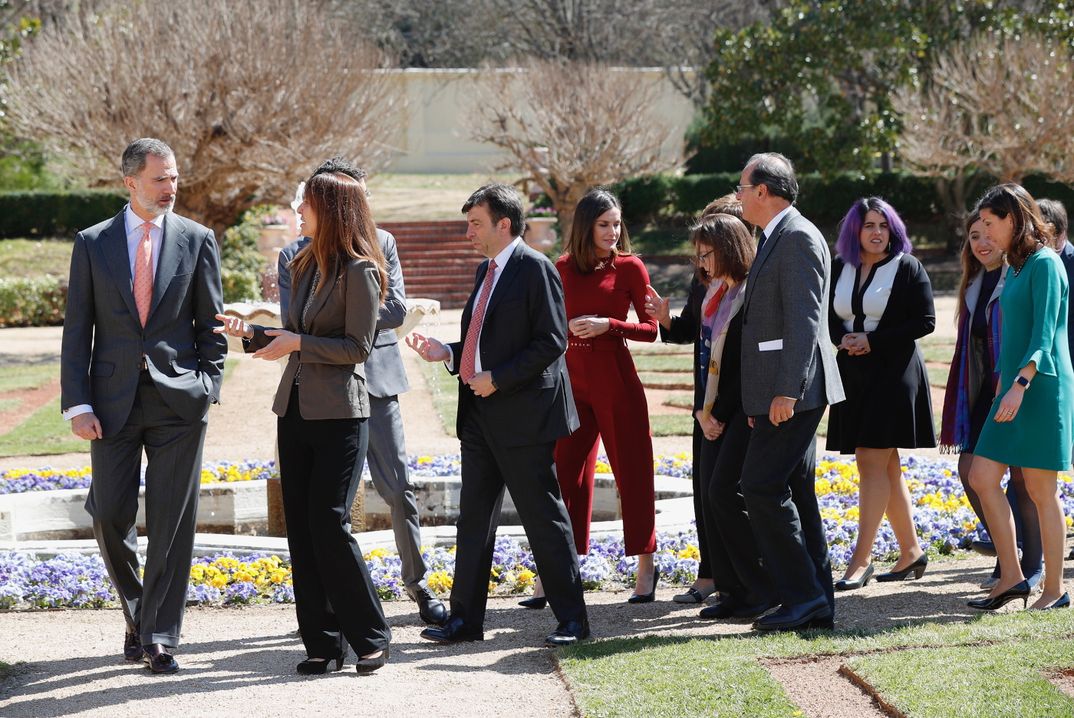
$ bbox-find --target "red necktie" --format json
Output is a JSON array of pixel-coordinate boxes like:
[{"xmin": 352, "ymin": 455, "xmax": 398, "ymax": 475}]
[
  {"xmin": 133, "ymin": 221, "xmax": 154, "ymax": 327},
  {"xmin": 460, "ymin": 259, "xmax": 497, "ymax": 383},
  {"xmin": 703, "ymin": 282, "xmax": 728, "ymax": 319}
]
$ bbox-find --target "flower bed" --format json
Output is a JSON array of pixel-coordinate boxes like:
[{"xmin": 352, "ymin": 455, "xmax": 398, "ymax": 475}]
[
  {"xmin": 2, "ymin": 455, "xmax": 1071, "ymax": 609},
  {"xmin": 0, "ymin": 461, "xmax": 277, "ymax": 495}
]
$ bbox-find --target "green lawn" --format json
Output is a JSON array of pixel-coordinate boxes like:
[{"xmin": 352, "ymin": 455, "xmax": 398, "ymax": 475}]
[
  {"xmin": 0, "ymin": 361, "xmax": 57, "ymax": 392},
  {"xmin": 649, "ymin": 414, "xmax": 693, "ymax": 437},
  {"xmin": 638, "ymin": 372, "xmax": 692, "ymax": 390},
  {"xmin": 0, "ymin": 238, "xmax": 73, "ymax": 277},
  {"xmin": 0, "ymin": 359, "xmax": 239, "ymax": 457},
  {"xmin": 919, "ymin": 336, "xmax": 956, "ymax": 365},
  {"xmin": 661, "ymin": 393, "xmax": 693, "ymax": 410},
  {"xmin": 368, "ymin": 173, "xmax": 518, "ymax": 222},
  {"xmin": 633, "ymin": 354, "xmax": 692, "ymax": 372},
  {"xmin": 558, "ymin": 609, "xmax": 1074, "ymax": 718}
]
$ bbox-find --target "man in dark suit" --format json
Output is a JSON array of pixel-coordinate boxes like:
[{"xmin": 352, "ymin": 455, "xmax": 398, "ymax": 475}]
[
  {"xmin": 60, "ymin": 138, "xmax": 227, "ymax": 673},
  {"xmin": 277, "ymin": 158, "xmax": 446, "ymax": 626},
  {"xmin": 735, "ymin": 153, "xmax": 845, "ymax": 631},
  {"xmin": 407, "ymin": 183, "xmax": 589, "ymax": 647}
]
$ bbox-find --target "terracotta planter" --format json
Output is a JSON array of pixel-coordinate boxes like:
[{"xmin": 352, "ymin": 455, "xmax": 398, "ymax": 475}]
[{"xmin": 524, "ymin": 216, "xmax": 557, "ymax": 252}]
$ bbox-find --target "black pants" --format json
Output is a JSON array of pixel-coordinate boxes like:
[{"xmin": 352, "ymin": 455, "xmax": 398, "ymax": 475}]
[
  {"xmin": 740, "ymin": 406, "xmax": 834, "ymax": 612},
  {"xmin": 88, "ymin": 370, "xmax": 206, "ymax": 648},
  {"xmin": 690, "ymin": 426, "xmax": 710, "ymax": 581},
  {"xmin": 278, "ymin": 389, "xmax": 390, "ymax": 657},
  {"xmin": 451, "ymin": 406, "xmax": 587, "ymax": 629},
  {"xmin": 698, "ymin": 411, "xmax": 774, "ymax": 605}
]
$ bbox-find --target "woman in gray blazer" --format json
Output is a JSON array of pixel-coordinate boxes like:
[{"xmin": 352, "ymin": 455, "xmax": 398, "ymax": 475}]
[{"xmin": 216, "ymin": 170, "xmax": 391, "ymax": 674}]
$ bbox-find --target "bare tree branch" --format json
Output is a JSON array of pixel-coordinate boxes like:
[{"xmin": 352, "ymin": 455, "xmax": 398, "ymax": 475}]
[
  {"xmin": 4, "ymin": 0, "xmax": 403, "ymax": 231},
  {"xmin": 470, "ymin": 59, "xmax": 682, "ymax": 232}
]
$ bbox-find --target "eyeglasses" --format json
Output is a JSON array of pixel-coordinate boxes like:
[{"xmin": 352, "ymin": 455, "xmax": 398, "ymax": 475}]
[
  {"xmin": 734, "ymin": 184, "xmax": 756, "ymax": 195},
  {"xmin": 691, "ymin": 248, "xmax": 715, "ymax": 266}
]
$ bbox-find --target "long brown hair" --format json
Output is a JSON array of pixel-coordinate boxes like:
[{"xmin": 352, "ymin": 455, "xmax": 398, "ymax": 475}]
[
  {"xmin": 976, "ymin": 183, "xmax": 1052, "ymax": 273},
  {"xmin": 955, "ymin": 211, "xmax": 988, "ymax": 323},
  {"xmin": 291, "ymin": 171, "xmax": 387, "ymax": 300},
  {"xmin": 565, "ymin": 188, "xmax": 632, "ymax": 273}
]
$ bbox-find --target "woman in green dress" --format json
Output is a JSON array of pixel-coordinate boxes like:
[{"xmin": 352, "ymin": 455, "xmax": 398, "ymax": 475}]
[{"xmin": 968, "ymin": 183, "xmax": 1072, "ymax": 612}]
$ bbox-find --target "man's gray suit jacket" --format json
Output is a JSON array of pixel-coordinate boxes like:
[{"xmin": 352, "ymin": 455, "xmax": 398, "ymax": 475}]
[
  {"xmin": 60, "ymin": 210, "xmax": 227, "ymax": 437},
  {"xmin": 740, "ymin": 207, "xmax": 845, "ymax": 417},
  {"xmin": 278, "ymin": 228, "xmax": 408, "ymax": 398}
]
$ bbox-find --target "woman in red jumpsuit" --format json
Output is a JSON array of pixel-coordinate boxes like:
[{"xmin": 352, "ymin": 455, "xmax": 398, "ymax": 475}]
[{"xmin": 520, "ymin": 188, "xmax": 659, "ymax": 608}]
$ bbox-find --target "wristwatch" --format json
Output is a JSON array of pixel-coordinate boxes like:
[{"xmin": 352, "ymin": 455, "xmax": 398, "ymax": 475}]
[{"xmin": 1015, "ymin": 375, "xmax": 1031, "ymax": 390}]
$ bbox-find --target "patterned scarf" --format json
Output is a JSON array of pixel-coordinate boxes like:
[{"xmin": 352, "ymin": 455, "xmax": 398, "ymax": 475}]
[
  {"xmin": 699, "ymin": 279, "xmax": 745, "ymax": 416},
  {"xmin": 940, "ymin": 273, "xmax": 1002, "ymax": 453}
]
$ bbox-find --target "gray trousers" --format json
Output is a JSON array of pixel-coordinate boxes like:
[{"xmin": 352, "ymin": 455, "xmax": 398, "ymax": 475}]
[
  {"xmin": 366, "ymin": 394, "xmax": 430, "ymax": 594},
  {"xmin": 87, "ymin": 372, "xmax": 206, "ymax": 648}
]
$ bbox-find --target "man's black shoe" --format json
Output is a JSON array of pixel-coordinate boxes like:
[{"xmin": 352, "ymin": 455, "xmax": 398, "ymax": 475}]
[
  {"xmin": 420, "ymin": 616, "xmax": 484, "ymax": 644},
  {"xmin": 544, "ymin": 619, "xmax": 591, "ymax": 647},
  {"xmin": 413, "ymin": 587, "xmax": 448, "ymax": 626}
]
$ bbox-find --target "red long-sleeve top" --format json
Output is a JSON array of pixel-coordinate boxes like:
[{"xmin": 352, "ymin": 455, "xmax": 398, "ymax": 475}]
[{"xmin": 556, "ymin": 254, "xmax": 658, "ymax": 343}]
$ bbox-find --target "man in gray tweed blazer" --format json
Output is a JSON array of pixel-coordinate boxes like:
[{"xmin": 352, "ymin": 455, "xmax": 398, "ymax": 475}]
[
  {"xmin": 736, "ymin": 153, "xmax": 845, "ymax": 631},
  {"xmin": 278, "ymin": 158, "xmax": 447, "ymax": 627}
]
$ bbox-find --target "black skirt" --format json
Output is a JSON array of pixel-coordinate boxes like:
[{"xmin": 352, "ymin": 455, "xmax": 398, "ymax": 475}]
[{"xmin": 826, "ymin": 343, "xmax": 936, "ymax": 453}]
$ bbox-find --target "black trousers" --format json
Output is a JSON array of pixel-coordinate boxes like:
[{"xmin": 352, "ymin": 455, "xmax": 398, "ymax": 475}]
[
  {"xmin": 278, "ymin": 388, "xmax": 390, "ymax": 657},
  {"xmin": 88, "ymin": 370, "xmax": 205, "ymax": 648},
  {"xmin": 451, "ymin": 405, "xmax": 587, "ymax": 629},
  {"xmin": 739, "ymin": 406, "xmax": 834, "ymax": 612},
  {"xmin": 698, "ymin": 411, "xmax": 774, "ymax": 605},
  {"xmin": 690, "ymin": 425, "xmax": 710, "ymax": 581}
]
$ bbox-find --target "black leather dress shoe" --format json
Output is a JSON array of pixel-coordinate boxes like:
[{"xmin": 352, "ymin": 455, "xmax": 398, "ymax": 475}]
[
  {"xmin": 413, "ymin": 587, "xmax": 448, "ymax": 626},
  {"xmin": 123, "ymin": 628, "xmax": 142, "ymax": 661},
  {"xmin": 731, "ymin": 599, "xmax": 777, "ymax": 619},
  {"xmin": 544, "ymin": 619, "xmax": 591, "ymax": 647},
  {"xmin": 753, "ymin": 596, "xmax": 831, "ymax": 632},
  {"xmin": 419, "ymin": 616, "xmax": 484, "ymax": 644},
  {"xmin": 142, "ymin": 643, "xmax": 179, "ymax": 674},
  {"xmin": 699, "ymin": 597, "xmax": 738, "ymax": 620}
]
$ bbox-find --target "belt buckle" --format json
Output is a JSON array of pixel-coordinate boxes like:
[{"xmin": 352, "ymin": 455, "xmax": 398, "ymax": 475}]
[{"xmin": 140, "ymin": 356, "xmax": 148, "ymax": 371}]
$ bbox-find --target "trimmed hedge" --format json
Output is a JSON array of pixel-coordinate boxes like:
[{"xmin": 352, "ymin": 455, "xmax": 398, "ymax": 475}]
[
  {"xmin": 613, "ymin": 170, "xmax": 946, "ymax": 227},
  {"xmin": 0, "ymin": 277, "xmax": 67, "ymax": 327},
  {"xmin": 0, "ymin": 190, "xmax": 128, "ymax": 239}
]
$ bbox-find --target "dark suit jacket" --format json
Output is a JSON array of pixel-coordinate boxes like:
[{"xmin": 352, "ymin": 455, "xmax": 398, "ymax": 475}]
[
  {"xmin": 279, "ymin": 229, "xmax": 408, "ymax": 398},
  {"xmin": 250, "ymin": 257, "xmax": 381, "ymax": 419},
  {"xmin": 450, "ymin": 241, "xmax": 579, "ymax": 447},
  {"xmin": 60, "ymin": 210, "xmax": 226, "ymax": 437},
  {"xmin": 740, "ymin": 208, "xmax": 845, "ymax": 415}
]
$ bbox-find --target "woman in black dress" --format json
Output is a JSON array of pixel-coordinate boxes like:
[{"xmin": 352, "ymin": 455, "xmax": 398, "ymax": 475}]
[{"xmin": 827, "ymin": 197, "xmax": 936, "ymax": 590}]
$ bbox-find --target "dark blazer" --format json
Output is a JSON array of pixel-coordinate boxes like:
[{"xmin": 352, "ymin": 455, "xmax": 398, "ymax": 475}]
[
  {"xmin": 740, "ymin": 207, "xmax": 844, "ymax": 415},
  {"xmin": 60, "ymin": 210, "xmax": 226, "ymax": 437},
  {"xmin": 659, "ymin": 278, "xmax": 742, "ymax": 423},
  {"xmin": 449, "ymin": 241, "xmax": 579, "ymax": 447},
  {"xmin": 250, "ymin": 257, "xmax": 381, "ymax": 420},
  {"xmin": 279, "ymin": 229, "xmax": 409, "ymax": 398},
  {"xmin": 828, "ymin": 254, "xmax": 936, "ymax": 355}
]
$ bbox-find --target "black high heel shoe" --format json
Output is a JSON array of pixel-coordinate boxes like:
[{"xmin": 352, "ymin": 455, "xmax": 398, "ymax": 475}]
[
  {"xmin": 627, "ymin": 567, "xmax": 659, "ymax": 604},
  {"xmin": 518, "ymin": 596, "xmax": 547, "ymax": 609},
  {"xmin": 875, "ymin": 553, "xmax": 928, "ymax": 582},
  {"xmin": 834, "ymin": 564, "xmax": 874, "ymax": 591},
  {"xmin": 355, "ymin": 645, "xmax": 390, "ymax": 674},
  {"xmin": 296, "ymin": 654, "xmax": 345, "ymax": 675},
  {"xmin": 1039, "ymin": 592, "xmax": 1071, "ymax": 610},
  {"xmin": 967, "ymin": 579, "xmax": 1031, "ymax": 611}
]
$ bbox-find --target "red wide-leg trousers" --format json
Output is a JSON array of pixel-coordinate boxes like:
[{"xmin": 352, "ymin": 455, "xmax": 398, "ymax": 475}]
[{"xmin": 554, "ymin": 342, "xmax": 657, "ymax": 556}]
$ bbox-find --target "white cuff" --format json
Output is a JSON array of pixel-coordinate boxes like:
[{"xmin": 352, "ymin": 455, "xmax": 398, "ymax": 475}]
[
  {"xmin": 444, "ymin": 345, "xmax": 455, "ymax": 372},
  {"xmin": 63, "ymin": 404, "xmax": 94, "ymax": 421}
]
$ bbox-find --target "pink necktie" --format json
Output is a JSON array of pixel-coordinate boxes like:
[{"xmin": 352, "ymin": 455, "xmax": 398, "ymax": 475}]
[
  {"xmin": 460, "ymin": 259, "xmax": 497, "ymax": 383},
  {"xmin": 133, "ymin": 221, "xmax": 153, "ymax": 327}
]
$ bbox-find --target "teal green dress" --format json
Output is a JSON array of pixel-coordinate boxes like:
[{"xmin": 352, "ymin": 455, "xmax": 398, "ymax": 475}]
[{"xmin": 976, "ymin": 247, "xmax": 1074, "ymax": 470}]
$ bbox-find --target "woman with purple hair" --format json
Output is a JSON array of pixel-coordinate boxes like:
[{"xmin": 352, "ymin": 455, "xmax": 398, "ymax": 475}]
[{"xmin": 827, "ymin": 197, "xmax": 936, "ymax": 590}]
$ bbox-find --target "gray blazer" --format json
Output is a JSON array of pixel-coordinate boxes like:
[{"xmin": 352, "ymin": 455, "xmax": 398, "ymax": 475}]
[
  {"xmin": 278, "ymin": 228, "xmax": 408, "ymax": 398},
  {"xmin": 250, "ymin": 257, "xmax": 381, "ymax": 419},
  {"xmin": 60, "ymin": 210, "xmax": 227, "ymax": 437},
  {"xmin": 740, "ymin": 207, "xmax": 845, "ymax": 416}
]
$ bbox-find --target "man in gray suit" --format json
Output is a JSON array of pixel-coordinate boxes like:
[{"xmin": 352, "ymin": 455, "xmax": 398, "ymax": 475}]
[
  {"xmin": 60, "ymin": 138, "xmax": 227, "ymax": 673},
  {"xmin": 736, "ymin": 153, "xmax": 845, "ymax": 631},
  {"xmin": 277, "ymin": 158, "xmax": 447, "ymax": 626}
]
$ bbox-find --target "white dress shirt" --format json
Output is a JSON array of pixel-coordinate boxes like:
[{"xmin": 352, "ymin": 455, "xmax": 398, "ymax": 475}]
[
  {"xmin": 64, "ymin": 206, "xmax": 166, "ymax": 422},
  {"xmin": 447, "ymin": 237, "xmax": 521, "ymax": 373},
  {"xmin": 762, "ymin": 205, "xmax": 795, "ymax": 242}
]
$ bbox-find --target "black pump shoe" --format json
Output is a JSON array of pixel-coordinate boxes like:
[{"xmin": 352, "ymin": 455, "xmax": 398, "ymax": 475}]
[
  {"xmin": 835, "ymin": 564, "xmax": 875, "ymax": 591},
  {"xmin": 519, "ymin": 596, "xmax": 548, "ymax": 609},
  {"xmin": 627, "ymin": 568, "xmax": 659, "ymax": 604},
  {"xmin": 355, "ymin": 645, "xmax": 389, "ymax": 674},
  {"xmin": 875, "ymin": 553, "xmax": 928, "ymax": 582},
  {"xmin": 967, "ymin": 579, "xmax": 1031, "ymax": 611},
  {"xmin": 297, "ymin": 654, "xmax": 345, "ymax": 675},
  {"xmin": 1039, "ymin": 592, "xmax": 1071, "ymax": 610}
]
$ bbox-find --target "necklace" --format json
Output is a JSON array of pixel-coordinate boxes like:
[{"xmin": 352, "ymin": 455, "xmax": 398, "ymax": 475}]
[
  {"xmin": 594, "ymin": 256, "xmax": 613, "ymax": 271},
  {"xmin": 1011, "ymin": 242, "xmax": 1044, "ymax": 276}
]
